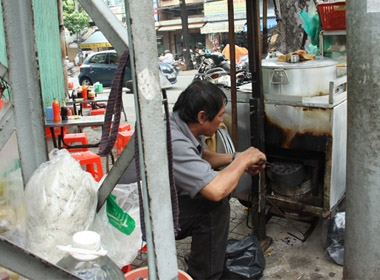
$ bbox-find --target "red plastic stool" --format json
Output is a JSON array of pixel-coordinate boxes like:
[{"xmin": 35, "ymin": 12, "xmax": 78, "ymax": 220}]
[
  {"xmin": 121, "ymin": 264, "xmax": 132, "ymax": 274},
  {"xmin": 115, "ymin": 130, "xmax": 134, "ymax": 155},
  {"xmin": 71, "ymin": 151, "xmax": 104, "ymax": 182},
  {"xmin": 118, "ymin": 123, "xmax": 131, "ymax": 132},
  {"xmin": 63, "ymin": 132, "xmax": 89, "ymax": 152},
  {"xmin": 112, "ymin": 123, "xmax": 131, "ymax": 146},
  {"xmin": 90, "ymin": 108, "xmax": 106, "ymax": 116}
]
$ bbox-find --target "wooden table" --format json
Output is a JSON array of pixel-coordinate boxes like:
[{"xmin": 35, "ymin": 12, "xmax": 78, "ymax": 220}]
[{"xmin": 45, "ymin": 115, "xmax": 105, "ymax": 149}]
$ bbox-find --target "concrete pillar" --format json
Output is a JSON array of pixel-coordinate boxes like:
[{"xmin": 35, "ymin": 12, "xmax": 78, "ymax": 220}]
[{"xmin": 344, "ymin": 1, "xmax": 380, "ymax": 278}]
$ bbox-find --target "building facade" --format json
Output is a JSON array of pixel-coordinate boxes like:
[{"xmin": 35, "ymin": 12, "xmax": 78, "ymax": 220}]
[{"xmin": 154, "ymin": 0, "xmax": 276, "ymax": 56}]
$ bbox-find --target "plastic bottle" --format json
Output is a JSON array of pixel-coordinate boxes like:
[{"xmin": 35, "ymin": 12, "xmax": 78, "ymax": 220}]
[
  {"xmin": 82, "ymin": 85, "xmax": 88, "ymax": 100},
  {"xmin": 52, "ymin": 98, "xmax": 60, "ymax": 122},
  {"xmin": 56, "ymin": 231, "xmax": 125, "ymax": 280}
]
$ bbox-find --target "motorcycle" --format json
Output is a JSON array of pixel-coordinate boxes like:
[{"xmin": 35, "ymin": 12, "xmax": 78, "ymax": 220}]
[
  {"xmin": 236, "ymin": 54, "xmax": 252, "ymax": 83},
  {"xmin": 194, "ymin": 52, "xmax": 246, "ymax": 87},
  {"xmin": 171, "ymin": 56, "xmax": 185, "ymax": 72}
]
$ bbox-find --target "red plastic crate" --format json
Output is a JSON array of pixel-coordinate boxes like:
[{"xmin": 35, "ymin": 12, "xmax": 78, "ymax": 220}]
[{"xmin": 317, "ymin": 2, "xmax": 346, "ymax": 30}]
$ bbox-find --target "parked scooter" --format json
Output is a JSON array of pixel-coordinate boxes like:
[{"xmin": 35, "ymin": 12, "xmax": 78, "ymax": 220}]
[
  {"xmin": 171, "ymin": 55, "xmax": 185, "ymax": 72},
  {"xmin": 194, "ymin": 52, "xmax": 246, "ymax": 87},
  {"xmin": 236, "ymin": 54, "xmax": 252, "ymax": 83}
]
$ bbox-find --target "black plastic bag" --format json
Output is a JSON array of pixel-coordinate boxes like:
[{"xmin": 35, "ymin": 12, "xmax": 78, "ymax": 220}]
[
  {"xmin": 325, "ymin": 212, "xmax": 345, "ymax": 265},
  {"xmin": 222, "ymin": 234, "xmax": 266, "ymax": 279}
]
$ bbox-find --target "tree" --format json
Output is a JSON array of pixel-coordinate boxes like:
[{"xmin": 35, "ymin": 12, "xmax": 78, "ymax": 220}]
[
  {"xmin": 62, "ymin": 0, "xmax": 90, "ymax": 45},
  {"xmin": 271, "ymin": 0, "xmax": 309, "ymax": 54},
  {"xmin": 179, "ymin": 0, "xmax": 194, "ymax": 70}
]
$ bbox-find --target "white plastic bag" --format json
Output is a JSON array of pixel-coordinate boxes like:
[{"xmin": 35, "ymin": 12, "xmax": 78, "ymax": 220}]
[
  {"xmin": 0, "ymin": 165, "xmax": 25, "ymax": 248},
  {"xmin": 91, "ymin": 183, "xmax": 144, "ymax": 268},
  {"xmin": 25, "ymin": 149, "xmax": 98, "ymax": 263}
]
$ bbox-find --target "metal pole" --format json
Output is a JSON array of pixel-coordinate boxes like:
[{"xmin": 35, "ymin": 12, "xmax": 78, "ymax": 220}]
[
  {"xmin": 344, "ymin": 1, "xmax": 380, "ymax": 278},
  {"xmin": 124, "ymin": 0, "xmax": 179, "ymax": 278},
  {"xmin": 0, "ymin": 237, "xmax": 80, "ymax": 280},
  {"xmin": 246, "ymin": 0, "xmax": 267, "ymax": 242},
  {"xmin": 77, "ymin": 0, "xmax": 129, "ymax": 55},
  {"xmin": 227, "ymin": 0, "xmax": 238, "ymax": 149},
  {"xmin": 2, "ymin": 0, "xmax": 48, "ymax": 184}
]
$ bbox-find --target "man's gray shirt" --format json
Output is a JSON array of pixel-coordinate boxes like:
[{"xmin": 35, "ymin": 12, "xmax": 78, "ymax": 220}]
[{"xmin": 170, "ymin": 111, "xmax": 217, "ymax": 198}]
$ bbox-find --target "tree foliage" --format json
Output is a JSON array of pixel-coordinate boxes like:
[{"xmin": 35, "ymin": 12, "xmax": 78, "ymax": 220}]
[{"xmin": 62, "ymin": 0, "xmax": 90, "ymax": 36}]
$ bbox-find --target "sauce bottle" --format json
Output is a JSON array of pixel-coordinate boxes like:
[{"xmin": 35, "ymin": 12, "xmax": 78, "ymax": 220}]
[
  {"xmin": 52, "ymin": 98, "xmax": 61, "ymax": 122},
  {"xmin": 82, "ymin": 85, "xmax": 88, "ymax": 100},
  {"xmin": 60, "ymin": 101, "xmax": 68, "ymax": 121}
]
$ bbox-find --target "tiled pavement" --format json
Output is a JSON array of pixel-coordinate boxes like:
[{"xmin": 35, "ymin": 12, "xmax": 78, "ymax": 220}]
[{"xmin": 130, "ymin": 197, "xmax": 344, "ymax": 279}]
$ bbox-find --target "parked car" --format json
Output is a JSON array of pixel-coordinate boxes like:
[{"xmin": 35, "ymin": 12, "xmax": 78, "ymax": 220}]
[{"xmin": 78, "ymin": 50, "xmax": 177, "ymax": 87}]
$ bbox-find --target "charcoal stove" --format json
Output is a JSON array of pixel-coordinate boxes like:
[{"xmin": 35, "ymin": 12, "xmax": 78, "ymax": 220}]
[{"xmin": 223, "ymin": 61, "xmax": 347, "ymax": 240}]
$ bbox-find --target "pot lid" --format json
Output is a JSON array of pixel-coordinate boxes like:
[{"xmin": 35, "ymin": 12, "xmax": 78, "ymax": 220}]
[{"xmin": 262, "ymin": 57, "xmax": 338, "ymax": 69}]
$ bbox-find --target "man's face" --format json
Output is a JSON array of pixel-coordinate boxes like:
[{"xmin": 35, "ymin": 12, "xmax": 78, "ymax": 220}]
[{"xmin": 202, "ymin": 105, "xmax": 225, "ymax": 137}]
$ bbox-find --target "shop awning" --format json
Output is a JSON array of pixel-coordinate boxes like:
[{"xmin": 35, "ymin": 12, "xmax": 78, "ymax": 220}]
[
  {"xmin": 201, "ymin": 20, "xmax": 246, "ymax": 34},
  {"xmin": 80, "ymin": 31, "xmax": 112, "ymax": 49},
  {"xmin": 157, "ymin": 22, "xmax": 205, "ymax": 32}
]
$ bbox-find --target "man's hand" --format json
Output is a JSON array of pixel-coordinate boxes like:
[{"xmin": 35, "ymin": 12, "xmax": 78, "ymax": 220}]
[
  {"xmin": 236, "ymin": 147, "xmax": 266, "ymax": 176},
  {"xmin": 245, "ymin": 164, "xmax": 265, "ymax": 176}
]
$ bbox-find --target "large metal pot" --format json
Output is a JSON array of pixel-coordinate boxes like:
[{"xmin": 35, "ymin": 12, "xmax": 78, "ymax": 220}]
[{"xmin": 262, "ymin": 58, "xmax": 338, "ymax": 97}]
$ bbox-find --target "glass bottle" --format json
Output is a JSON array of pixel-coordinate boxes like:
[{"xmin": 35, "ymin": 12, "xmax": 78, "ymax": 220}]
[{"xmin": 61, "ymin": 101, "xmax": 68, "ymax": 121}]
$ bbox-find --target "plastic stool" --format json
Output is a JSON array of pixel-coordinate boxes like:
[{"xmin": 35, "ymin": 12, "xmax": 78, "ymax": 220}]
[
  {"xmin": 118, "ymin": 123, "xmax": 131, "ymax": 132},
  {"xmin": 71, "ymin": 151, "xmax": 104, "ymax": 182},
  {"xmin": 115, "ymin": 130, "xmax": 134, "ymax": 155},
  {"xmin": 63, "ymin": 132, "xmax": 89, "ymax": 152},
  {"xmin": 90, "ymin": 108, "xmax": 106, "ymax": 116},
  {"xmin": 121, "ymin": 264, "xmax": 132, "ymax": 274}
]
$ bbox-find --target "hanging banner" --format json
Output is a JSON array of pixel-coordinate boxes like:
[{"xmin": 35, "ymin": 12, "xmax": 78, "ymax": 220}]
[{"xmin": 204, "ymin": 0, "xmax": 246, "ymax": 21}]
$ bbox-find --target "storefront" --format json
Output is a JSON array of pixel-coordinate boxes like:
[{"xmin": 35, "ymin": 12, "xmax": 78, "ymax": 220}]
[{"xmin": 156, "ymin": 21, "xmax": 205, "ymax": 56}]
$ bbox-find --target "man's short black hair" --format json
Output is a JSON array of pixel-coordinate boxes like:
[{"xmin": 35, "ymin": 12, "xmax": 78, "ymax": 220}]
[{"xmin": 173, "ymin": 80, "xmax": 228, "ymax": 123}]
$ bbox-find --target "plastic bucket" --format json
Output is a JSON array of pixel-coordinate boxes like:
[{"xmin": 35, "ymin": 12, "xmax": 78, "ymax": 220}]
[{"xmin": 125, "ymin": 267, "xmax": 192, "ymax": 280}]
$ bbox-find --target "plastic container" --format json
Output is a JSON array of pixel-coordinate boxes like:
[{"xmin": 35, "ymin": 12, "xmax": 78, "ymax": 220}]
[
  {"xmin": 56, "ymin": 231, "xmax": 125, "ymax": 280},
  {"xmin": 317, "ymin": 2, "xmax": 346, "ymax": 30},
  {"xmin": 52, "ymin": 98, "xmax": 60, "ymax": 122},
  {"xmin": 125, "ymin": 267, "xmax": 192, "ymax": 280},
  {"xmin": 46, "ymin": 106, "xmax": 53, "ymax": 121}
]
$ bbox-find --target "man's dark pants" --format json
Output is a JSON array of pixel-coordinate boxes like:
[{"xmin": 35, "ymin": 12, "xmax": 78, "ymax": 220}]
[{"xmin": 176, "ymin": 195, "xmax": 230, "ymax": 279}]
